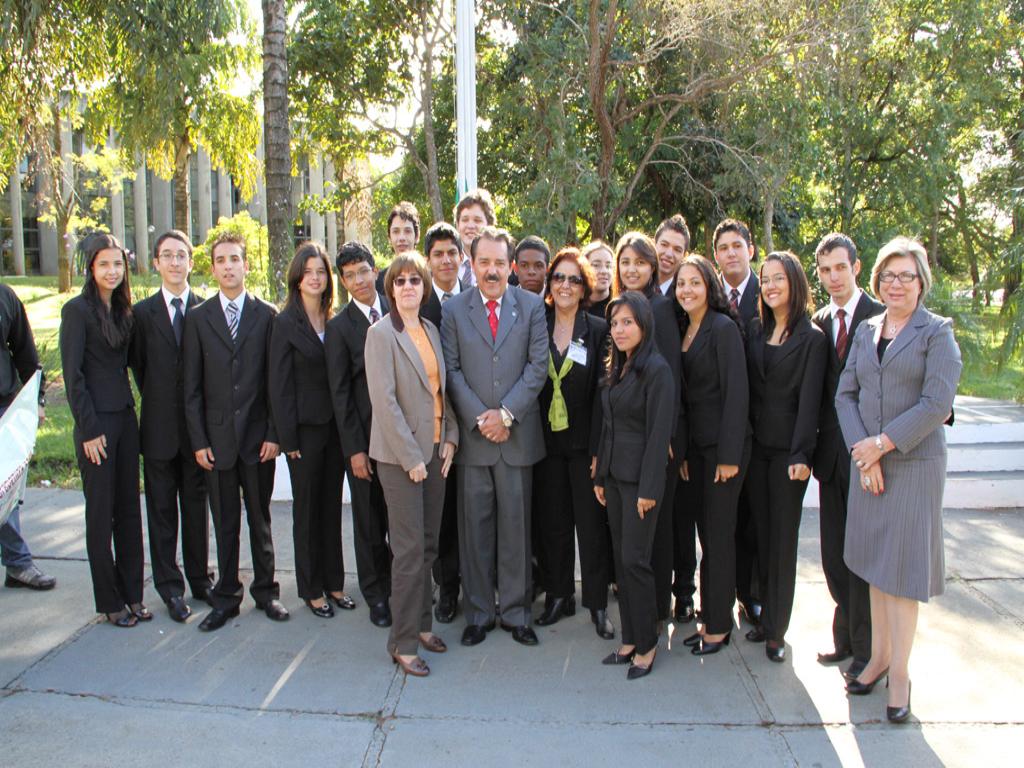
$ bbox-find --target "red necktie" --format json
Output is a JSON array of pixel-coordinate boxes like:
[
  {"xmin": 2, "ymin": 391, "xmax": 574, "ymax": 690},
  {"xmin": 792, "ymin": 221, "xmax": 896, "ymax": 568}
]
[
  {"xmin": 486, "ymin": 300, "xmax": 498, "ymax": 341},
  {"xmin": 835, "ymin": 308, "xmax": 848, "ymax": 359},
  {"xmin": 729, "ymin": 288, "xmax": 740, "ymax": 313}
]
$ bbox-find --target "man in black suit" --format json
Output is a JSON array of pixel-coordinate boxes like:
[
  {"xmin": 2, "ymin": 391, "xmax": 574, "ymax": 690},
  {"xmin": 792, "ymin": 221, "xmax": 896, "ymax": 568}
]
[
  {"xmin": 655, "ymin": 214, "xmax": 689, "ymax": 296},
  {"xmin": 183, "ymin": 233, "xmax": 287, "ymax": 631},
  {"xmin": 513, "ymin": 236, "xmax": 550, "ymax": 295},
  {"xmin": 713, "ymin": 218, "xmax": 762, "ymax": 626},
  {"xmin": 130, "ymin": 230, "xmax": 212, "ymax": 622},
  {"xmin": 325, "ymin": 241, "xmax": 393, "ymax": 628},
  {"xmin": 421, "ymin": 222, "xmax": 468, "ymax": 622},
  {"xmin": 811, "ymin": 232, "xmax": 883, "ymax": 680}
]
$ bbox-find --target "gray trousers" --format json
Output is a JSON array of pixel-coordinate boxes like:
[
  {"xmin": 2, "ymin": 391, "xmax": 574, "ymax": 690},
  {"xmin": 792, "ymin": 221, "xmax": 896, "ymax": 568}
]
[
  {"xmin": 458, "ymin": 459, "xmax": 532, "ymax": 627},
  {"xmin": 378, "ymin": 446, "xmax": 445, "ymax": 656}
]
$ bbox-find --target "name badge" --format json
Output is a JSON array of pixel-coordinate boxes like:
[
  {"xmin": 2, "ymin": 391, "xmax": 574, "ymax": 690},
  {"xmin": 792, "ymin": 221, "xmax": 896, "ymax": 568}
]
[{"xmin": 567, "ymin": 340, "xmax": 588, "ymax": 366}]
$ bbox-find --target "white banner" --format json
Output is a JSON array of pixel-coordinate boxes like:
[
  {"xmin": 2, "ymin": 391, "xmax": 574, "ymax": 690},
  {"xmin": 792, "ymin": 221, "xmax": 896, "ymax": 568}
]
[{"xmin": 0, "ymin": 371, "xmax": 41, "ymax": 527}]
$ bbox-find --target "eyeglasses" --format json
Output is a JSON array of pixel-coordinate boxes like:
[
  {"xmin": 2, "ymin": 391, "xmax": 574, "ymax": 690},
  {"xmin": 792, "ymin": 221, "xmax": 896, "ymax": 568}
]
[
  {"xmin": 878, "ymin": 271, "xmax": 919, "ymax": 285},
  {"xmin": 157, "ymin": 251, "xmax": 189, "ymax": 263},
  {"xmin": 393, "ymin": 275, "xmax": 423, "ymax": 287},
  {"xmin": 550, "ymin": 272, "xmax": 584, "ymax": 286},
  {"xmin": 342, "ymin": 266, "xmax": 375, "ymax": 282},
  {"xmin": 762, "ymin": 274, "xmax": 789, "ymax": 287}
]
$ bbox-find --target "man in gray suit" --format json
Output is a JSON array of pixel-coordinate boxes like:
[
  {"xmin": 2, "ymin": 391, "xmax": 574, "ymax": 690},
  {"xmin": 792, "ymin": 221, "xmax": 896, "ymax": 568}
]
[{"xmin": 441, "ymin": 226, "xmax": 548, "ymax": 647}]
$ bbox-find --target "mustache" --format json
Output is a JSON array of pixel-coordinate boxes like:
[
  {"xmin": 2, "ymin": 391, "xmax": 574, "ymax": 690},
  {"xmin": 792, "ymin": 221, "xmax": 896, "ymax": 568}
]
[{"xmin": 484, "ymin": 273, "xmax": 501, "ymax": 282}]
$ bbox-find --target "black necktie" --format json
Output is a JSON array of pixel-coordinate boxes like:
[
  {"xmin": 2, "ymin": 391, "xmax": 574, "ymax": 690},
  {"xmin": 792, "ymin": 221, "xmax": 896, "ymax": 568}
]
[
  {"xmin": 442, "ymin": 291, "xmax": 453, "ymax": 303},
  {"xmin": 170, "ymin": 297, "xmax": 184, "ymax": 347}
]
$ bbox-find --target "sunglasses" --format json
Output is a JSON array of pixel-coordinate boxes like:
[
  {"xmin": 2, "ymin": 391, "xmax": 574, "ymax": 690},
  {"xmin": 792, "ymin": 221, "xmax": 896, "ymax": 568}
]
[
  {"xmin": 550, "ymin": 272, "xmax": 584, "ymax": 286},
  {"xmin": 393, "ymin": 275, "xmax": 423, "ymax": 287}
]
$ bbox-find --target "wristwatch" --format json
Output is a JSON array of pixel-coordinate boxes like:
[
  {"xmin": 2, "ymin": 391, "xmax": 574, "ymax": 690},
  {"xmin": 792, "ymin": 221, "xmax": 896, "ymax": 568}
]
[
  {"xmin": 500, "ymin": 406, "xmax": 514, "ymax": 428},
  {"xmin": 874, "ymin": 435, "xmax": 885, "ymax": 452}
]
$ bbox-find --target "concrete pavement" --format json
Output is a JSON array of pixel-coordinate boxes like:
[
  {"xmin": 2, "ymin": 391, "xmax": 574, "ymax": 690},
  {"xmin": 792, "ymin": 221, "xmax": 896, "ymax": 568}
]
[{"xmin": 1, "ymin": 488, "xmax": 1022, "ymax": 767}]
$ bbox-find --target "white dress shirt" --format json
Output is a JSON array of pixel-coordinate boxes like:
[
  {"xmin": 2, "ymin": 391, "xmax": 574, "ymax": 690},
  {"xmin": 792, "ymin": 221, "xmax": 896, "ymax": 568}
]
[
  {"xmin": 351, "ymin": 294, "xmax": 384, "ymax": 323},
  {"xmin": 218, "ymin": 291, "xmax": 246, "ymax": 325},
  {"xmin": 433, "ymin": 279, "xmax": 462, "ymax": 304},
  {"xmin": 828, "ymin": 288, "xmax": 863, "ymax": 346},
  {"xmin": 161, "ymin": 285, "xmax": 191, "ymax": 324}
]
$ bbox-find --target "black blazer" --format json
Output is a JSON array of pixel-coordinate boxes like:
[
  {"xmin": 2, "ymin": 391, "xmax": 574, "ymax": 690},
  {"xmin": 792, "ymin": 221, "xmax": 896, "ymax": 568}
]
[
  {"xmin": 183, "ymin": 293, "xmax": 278, "ymax": 469},
  {"xmin": 130, "ymin": 289, "xmax": 203, "ymax": 460},
  {"xmin": 746, "ymin": 315, "xmax": 828, "ymax": 466},
  {"xmin": 811, "ymin": 292, "xmax": 884, "ymax": 482},
  {"xmin": 59, "ymin": 295, "xmax": 134, "ymax": 441},
  {"xmin": 682, "ymin": 310, "xmax": 749, "ymax": 465},
  {"xmin": 420, "ymin": 275, "xmax": 471, "ymax": 329},
  {"xmin": 268, "ymin": 304, "xmax": 334, "ymax": 454},
  {"xmin": 649, "ymin": 292, "xmax": 687, "ymax": 458},
  {"xmin": 538, "ymin": 307, "xmax": 608, "ymax": 456},
  {"xmin": 595, "ymin": 352, "xmax": 675, "ymax": 502},
  {"xmin": 324, "ymin": 294, "xmax": 390, "ymax": 458}
]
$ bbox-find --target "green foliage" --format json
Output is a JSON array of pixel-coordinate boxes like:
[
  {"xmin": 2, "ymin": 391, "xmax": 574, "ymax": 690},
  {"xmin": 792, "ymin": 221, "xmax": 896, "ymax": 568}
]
[{"xmin": 192, "ymin": 212, "xmax": 274, "ymax": 299}]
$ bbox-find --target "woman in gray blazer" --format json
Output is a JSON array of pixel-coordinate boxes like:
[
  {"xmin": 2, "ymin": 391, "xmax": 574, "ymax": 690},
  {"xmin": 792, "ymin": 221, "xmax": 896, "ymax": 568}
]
[
  {"xmin": 365, "ymin": 252, "xmax": 458, "ymax": 678},
  {"xmin": 836, "ymin": 237, "xmax": 961, "ymax": 724}
]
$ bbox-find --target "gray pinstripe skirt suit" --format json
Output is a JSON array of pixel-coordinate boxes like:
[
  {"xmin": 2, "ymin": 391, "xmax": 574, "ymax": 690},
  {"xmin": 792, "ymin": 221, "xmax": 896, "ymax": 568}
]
[{"xmin": 836, "ymin": 304, "xmax": 962, "ymax": 602}]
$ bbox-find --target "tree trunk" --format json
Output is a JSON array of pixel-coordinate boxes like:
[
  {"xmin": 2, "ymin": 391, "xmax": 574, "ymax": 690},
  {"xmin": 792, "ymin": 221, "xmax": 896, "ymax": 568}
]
[
  {"xmin": 586, "ymin": 0, "xmax": 619, "ymax": 241},
  {"xmin": 762, "ymin": 190, "xmax": 775, "ymax": 254},
  {"xmin": 956, "ymin": 179, "xmax": 980, "ymax": 306},
  {"xmin": 173, "ymin": 133, "xmax": 192, "ymax": 236},
  {"xmin": 928, "ymin": 200, "xmax": 940, "ymax": 269},
  {"xmin": 51, "ymin": 105, "xmax": 71, "ymax": 293},
  {"xmin": 419, "ymin": 5, "xmax": 443, "ymax": 222},
  {"xmin": 262, "ymin": 0, "xmax": 293, "ymax": 301}
]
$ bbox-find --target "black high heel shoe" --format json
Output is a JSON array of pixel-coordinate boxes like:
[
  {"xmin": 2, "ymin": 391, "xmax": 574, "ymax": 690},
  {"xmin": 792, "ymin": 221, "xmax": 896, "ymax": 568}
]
[
  {"xmin": 329, "ymin": 593, "xmax": 357, "ymax": 611},
  {"xmin": 691, "ymin": 632, "xmax": 731, "ymax": 656},
  {"xmin": 845, "ymin": 667, "xmax": 889, "ymax": 695},
  {"xmin": 601, "ymin": 647, "xmax": 636, "ymax": 665},
  {"xmin": 536, "ymin": 595, "xmax": 576, "ymax": 626},
  {"xmin": 129, "ymin": 603, "xmax": 153, "ymax": 621},
  {"xmin": 591, "ymin": 609, "xmax": 615, "ymax": 640},
  {"xmin": 886, "ymin": 681, "xmax": 912, "ymax": 723},
  {"xmin": 627, "ymin": 649, "xmax": 656, "ymax": 680},
  {"xmin": 106, "ymin": 609, "xmax": 138, "ymax": 628},
  {"xmin": 306, "ymin": 599, "xmax": 335, "ymax": 618},
  {"xmin": 682, "ymin": 631, "xmax": 703, "ymax": 648}
]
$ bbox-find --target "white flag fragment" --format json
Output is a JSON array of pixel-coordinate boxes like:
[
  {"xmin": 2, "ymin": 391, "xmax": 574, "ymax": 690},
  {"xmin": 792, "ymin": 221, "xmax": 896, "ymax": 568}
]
[{"xmin": 0, "ymin": 371, "xmax": 41, "ymax": 527}]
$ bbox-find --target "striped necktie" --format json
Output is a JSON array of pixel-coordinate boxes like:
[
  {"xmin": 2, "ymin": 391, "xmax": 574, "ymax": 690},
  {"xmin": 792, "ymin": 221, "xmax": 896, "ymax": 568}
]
[{"xmin": 226, "ymin": 300, "xmax": 239, "ymax": 340}]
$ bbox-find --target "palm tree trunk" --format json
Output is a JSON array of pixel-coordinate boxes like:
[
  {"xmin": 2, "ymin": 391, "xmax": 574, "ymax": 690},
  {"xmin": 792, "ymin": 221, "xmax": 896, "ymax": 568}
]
[{"xmin": 262, "ymin": 0, "xmax": 293, "ymax": 301}]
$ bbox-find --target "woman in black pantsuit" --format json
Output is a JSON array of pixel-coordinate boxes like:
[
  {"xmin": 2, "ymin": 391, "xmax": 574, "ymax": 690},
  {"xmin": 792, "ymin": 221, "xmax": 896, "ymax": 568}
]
[
  {"xmin": 60, "ymin": 233, "xmax": 146, "ymax": 627},
  {"xmin": 594, "ymin": 292, "xmax": 674, "ymax": 679},
  {"xmin": 269, "ymin": 242, "xmax": 351, "ymax": 618},
  {"xmin": 745, "ymin": 251, "xmax": 828, "ymax": 662},
  {"xmin": 612, "ymin": 232, "xmax": 686, "ymax": 625},
  {"xmin": 534, "ymin": 248, "xmax": 614, "ymax": 639},
  {"xmin": 673, "ymin": 256, "xmax": 750, "ymax": 655}
]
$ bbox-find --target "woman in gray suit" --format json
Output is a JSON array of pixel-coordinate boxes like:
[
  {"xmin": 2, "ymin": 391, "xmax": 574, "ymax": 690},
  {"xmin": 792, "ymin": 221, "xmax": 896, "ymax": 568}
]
[
  {"xmin": 365, "ymin": 252, "xmax": 458, "ymax": 678},
  {"xmin": 836, "ymin": 237, "xmax": 961, "ymax": 723}
]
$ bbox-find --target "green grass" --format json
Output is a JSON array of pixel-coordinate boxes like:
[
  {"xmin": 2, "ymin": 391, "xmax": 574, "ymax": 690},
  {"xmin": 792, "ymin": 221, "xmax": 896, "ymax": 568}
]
[{"xmin": 955, "ymin": 308, "xmax": 1024, "ymax": 403}]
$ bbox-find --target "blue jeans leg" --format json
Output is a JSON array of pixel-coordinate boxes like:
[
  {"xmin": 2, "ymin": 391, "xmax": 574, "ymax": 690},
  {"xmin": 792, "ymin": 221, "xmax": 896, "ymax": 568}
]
[{"xmin": 1, "ymin": 505, "xmax": 33, "ymax": 569}]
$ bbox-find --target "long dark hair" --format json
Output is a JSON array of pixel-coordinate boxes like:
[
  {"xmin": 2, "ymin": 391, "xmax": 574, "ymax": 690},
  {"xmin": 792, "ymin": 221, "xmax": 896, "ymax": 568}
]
[
  {"xmin": 603, "ymin": 291, "xmax": 658, "ymax": 386},
  {"xmin": 285, "ymin": 241, "xmax": 334, "ymax": 320},
  {"xmin": 674, "ymin": 254, "xmax": 743, "ymax": 338},
  {"xmin": 80, "ymin": 232, "xmax": 133, "ymax": 349},
  {"xmin": 612, "ymin": 232, "xmax": 658, "ymax": 298},
  {"xmin": 759, "ymin": 250, "xmax": 812, "ymax": 342}
]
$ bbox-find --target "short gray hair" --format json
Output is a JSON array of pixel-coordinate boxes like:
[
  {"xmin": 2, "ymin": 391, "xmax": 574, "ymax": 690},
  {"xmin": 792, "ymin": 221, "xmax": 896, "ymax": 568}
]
[{"xmin": 870, "ymin": 237, "xmax": 932, "ymax": 301}]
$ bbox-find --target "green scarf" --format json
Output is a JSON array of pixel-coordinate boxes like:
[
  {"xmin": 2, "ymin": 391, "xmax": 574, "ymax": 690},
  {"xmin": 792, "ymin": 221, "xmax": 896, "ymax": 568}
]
[{"xmin": 547, "ymin": 351, "xmax": 574, "ymax": 432}]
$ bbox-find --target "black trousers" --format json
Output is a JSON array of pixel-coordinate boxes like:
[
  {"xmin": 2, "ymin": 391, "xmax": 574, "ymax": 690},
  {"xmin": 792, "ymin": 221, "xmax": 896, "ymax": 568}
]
[
  {"xmin": 431, "ymin": 468, "xmax": 460, "ymax": 600},
  {"xmin": 347, "ymin": 463, "xmax": 392, "ymax": 605},
  {"xmin": 689, "ymin": 443, "xmax": 749, "ymax": 635},
  {"xmin": 287, "ymin": 423, "xmax": 345, "ymax": 600},
  {"xmin": 533, "ymin": 451, "xmax": 611, "ymax": 609},
  {"xmin": 671, "ymin": 474, "xmax": 698, "ymax": 605},
  {"xmin": 735, "ymin": 481, "xmax": 760, "ymax": 606},
  {"xmin": 605, "ymin": 477, "xmax": 659, "ymax": 655},
  {"xmin": 76, "ymin": 408, "xmax": 144, "ymax": 614},
  {"xmin": 748, "ymin": 444, "xmax": 807, "ymax": 643},
  {"xmin": 206, "ymin": 458, "xmax": 278, "ymax": 611},
  {"xmin": 653, "ymin": 462, "xmax": 678, "ymax": 621},
  {"xmin": 142, "ymin": 448, "xmax": 212, "ymax": 603},
  {"xmin": 819, "ymin": 459, "xmax": 872, "ymax": 661}
]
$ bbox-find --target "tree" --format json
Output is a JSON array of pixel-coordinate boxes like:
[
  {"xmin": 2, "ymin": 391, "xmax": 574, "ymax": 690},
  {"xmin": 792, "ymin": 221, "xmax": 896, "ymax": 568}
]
[
  {"xmin": 262, "ymin": 0, "xmax": 292, "ymax": 299},
  {"xmin": 88, "ymin": 0, "xmax": 261, "ymax": 236}
]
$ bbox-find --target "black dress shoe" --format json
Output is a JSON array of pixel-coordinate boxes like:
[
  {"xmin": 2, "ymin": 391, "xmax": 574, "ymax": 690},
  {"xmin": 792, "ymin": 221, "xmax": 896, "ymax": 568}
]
[
  {"xmin": 745, "ymin": 626, "xmax": 766, "ymax": 643},
  {"xmin": 602, "ymin": 648, "xmax": 636, "ymax": 665},
  {"xmin": 846, "ymin": 667, "xmax": 889, "ymax": 695},
  {"xmin": 199, "ymin": 606, "xmax": 240, "ymax": 632},
  {"xmin": 329, "ymin": 593, "xmax": 357, "ymax": 611},
  {"xmin": 194, "ymin": 587, "xmax": 214, "ymax": 606},
  {"xmin": 461, "ymin": 624, "xmax": 490, "ymax": 646},
  {"xmin": 130, "ymin": 603, "xmax": 154, "ymax": 622},
  {"xmin": 434, "ymin": 594, "xmax": 457, "ymax": 624},
  {"xmin": 673, "ymin": 600, "xmax": 695, "ymax": 623},
  {"xmin": 167, "ymin": 596, "xmax": 192, "ymax": 623},
  {"xmin": 536, "ymin": 595, "xmax": 576, "ymax": 626},
  {"xmin": 627, "ymin": 649, "xmax": 656, "ymax": 680},
  {"xmin": 844, "ymin": 658, "xmax": 868, "ymax": 681},
  {"xmin": 369, "ymin": 601, "xmax": 393, "ymax": 627},
  {"xmin": 766, "ymin": 643, "xmax": 786, "ymax": 663},
  {"xmin": 691, "ymin": 633, "xmax": 731, "ymax": 656},
  {"xmin": 818, "ymin": 648, "xmax": 853, "ymax": 665},
  {"xmin": 738, "ymin": 601, "xmax": 762, "ymax": 626},
  {"xmin": 886, "ymin": 681, "xmax": 912, "ymax": 723},
  {"xmin": 591, "ymin": 609, "xmax": 615, "ymax": 640},
  {"xmin": 500, "ymin": 624, "xmax": 539, "ymax": 646},
  {"xmin": 306, "ymin": 600, "xmax": 335, "ymax": 618},
  {"xmin": 256, "ymin": 599, "xmax": 290, "ymax": 621}
]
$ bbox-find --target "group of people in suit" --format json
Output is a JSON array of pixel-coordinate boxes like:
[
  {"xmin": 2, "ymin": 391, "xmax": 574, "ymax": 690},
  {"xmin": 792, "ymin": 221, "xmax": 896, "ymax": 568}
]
[{"xmin": 55, "ymin": 189, "xmax": 961, "ymax": 722}]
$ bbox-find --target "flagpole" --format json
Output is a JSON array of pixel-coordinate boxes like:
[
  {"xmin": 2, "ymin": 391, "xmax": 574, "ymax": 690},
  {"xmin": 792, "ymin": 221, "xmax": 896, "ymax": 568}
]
[{"xmin": 455, "ymin": 0, "xmax": 478, "ymax": 199}]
